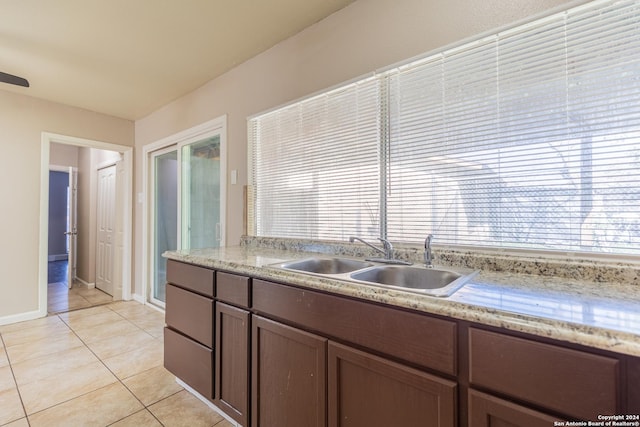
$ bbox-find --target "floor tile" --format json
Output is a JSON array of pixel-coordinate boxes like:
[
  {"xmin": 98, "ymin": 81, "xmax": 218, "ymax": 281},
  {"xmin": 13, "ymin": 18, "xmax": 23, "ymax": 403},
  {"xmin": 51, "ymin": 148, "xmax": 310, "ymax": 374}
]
[
  {"xmin": 123, "ymin": 365, "xmax": 183, "ymax": 406},
  {"xmin": 60, "ymin": 309, "xmax": 124, "ymax": 331},
  {"xmin": 109, "ymin": 409, "xmax": 163, "ymax": 426},
  {"xmin": 0, "ymin": 345, "xmax": 8, "ymax": 368},
  {"xmin": 10, "ymin": 346, "xmax": 98, "ymax": 388},
  {"xmin": 87, "ymin": 328, "xmax": 156, "ymax": 360},
  {"xmin": 57, "ymin": 305, "xmax": 112, "ymax": 322},
  {"xmin": 0, "ymin": 320, "xmax": 70, "ymax": 347},
  {"xmin": 102, "ymin": 339, "xmax": 164, "ymax": 380},
  {"xmin": 19, "ymin": 359, "xmax": 117, "ymax": 414},
  {"xmin": 148, "ymin": 390, "xmax": 225, "ymax": 427},
  {"xmin": 5, "ymin": 330, "xmax": 84, "ymax": 364},
  {"xmin": 0, "ymin": 387, "xmax": 25, "ymax": 426},
  {"xmin": 109, "ymin": 301, "xmax": 156, "ymax": 318},
  {"xmin": 0, "ymin": 365, "xmax": 16, "ymax": 392},
  {"xmin": 1, "ymin": 417, "xmax": 29, "ymax": 427},
  {"xmin": 72, "ymin": 318, "xmax": 141, "ymax": 344},
  {"xmin": 28, "ymin": 382, "xmax": 143, "ymax": 427},
  {"xmin": 0, "ymin": 315, "xmax": 63, "ymax": 335}
]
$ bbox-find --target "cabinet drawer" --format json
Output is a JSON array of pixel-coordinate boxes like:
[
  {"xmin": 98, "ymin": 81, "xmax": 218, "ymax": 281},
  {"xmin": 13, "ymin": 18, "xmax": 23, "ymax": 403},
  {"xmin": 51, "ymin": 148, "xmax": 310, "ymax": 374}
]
[
  {"xmin": 164, "ymin": 327, "xmax": 213, "ymax": 400},
  {"xmin": 167, "ymin": 259, "xmax": 215, "ymax": 297},
  {"xmin": 253, "ymin": 279, "xmax": 457, "ymax": 375},
  {"xmin": 166, "ymin": 284, "xmax": 213, "ymax": 347},
  {"xmin": 469, "ymin": 328, "xmax": 619, "ymax": 420},
  {"xmin": 216, "ymin": 272, "xmax": 250, "ymax": 308}
]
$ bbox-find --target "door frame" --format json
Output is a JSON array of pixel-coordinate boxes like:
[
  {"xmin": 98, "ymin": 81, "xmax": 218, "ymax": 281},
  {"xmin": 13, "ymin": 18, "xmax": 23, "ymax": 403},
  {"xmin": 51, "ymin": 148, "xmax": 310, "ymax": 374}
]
[
  {"xmin": 39, "ymin": 132, "xmax": 133, "ymax": 318},
  {"xmin": 141, "ymin": 114, "xmax": 227, "ymax": 306}
]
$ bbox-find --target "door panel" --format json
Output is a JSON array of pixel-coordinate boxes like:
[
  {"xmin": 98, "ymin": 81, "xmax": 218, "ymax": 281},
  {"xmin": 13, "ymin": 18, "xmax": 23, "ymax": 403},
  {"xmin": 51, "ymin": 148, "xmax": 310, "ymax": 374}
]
[
  {"xmin": 152, "ymin": 149, "xmax": 178, "ymax": 304},
  {"xmin": 96, "ymin": 165, "xmax": 116, "ymax": 295},
  {"xmin": 180, "ymin": 136, "xmax": 223, "ymax": 250}
]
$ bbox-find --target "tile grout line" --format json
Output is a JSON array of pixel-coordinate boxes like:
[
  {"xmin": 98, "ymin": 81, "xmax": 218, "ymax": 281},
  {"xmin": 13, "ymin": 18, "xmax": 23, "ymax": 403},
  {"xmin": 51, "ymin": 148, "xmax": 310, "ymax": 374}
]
[{"xmin": 0, "ymin": 331, "xmax": 32, "ymax": 426}]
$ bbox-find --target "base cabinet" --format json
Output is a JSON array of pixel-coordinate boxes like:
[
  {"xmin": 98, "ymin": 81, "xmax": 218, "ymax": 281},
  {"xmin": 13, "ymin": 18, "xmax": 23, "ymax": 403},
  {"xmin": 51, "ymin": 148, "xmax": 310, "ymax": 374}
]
[
  {"xmin": 328, "ymin": 341, "xmax": 456, "ymax": 427},
  {"xmin": 215, "ymin": 302, "xmax": 250, "ymax": 427},
  {"xmin": 252, "ymin": 316, "xmax": 327, "ymax": 427},
  {"xmin": 468, "ymin": 390, "xmax": 557, "ymax": 427}
]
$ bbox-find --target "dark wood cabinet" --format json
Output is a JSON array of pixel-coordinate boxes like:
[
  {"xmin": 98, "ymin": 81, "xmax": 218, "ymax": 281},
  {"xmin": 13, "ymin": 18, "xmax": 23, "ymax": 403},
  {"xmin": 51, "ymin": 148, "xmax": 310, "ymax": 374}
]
[
  {"xmin": 215, "ymin": 302, "xmax": 250, "ymax": 427},
  {"xmin": 328, "ymin": 341, "xmax": 456, "ymax": 427},
  {"xmin": 468, "ymin": 390, "xmax": 557, "ymax": 427},
  {"xmin": 164, "ymin": 260, "xmax": 639, "ymax": 427},
  {"xmin": 469, "ymin": 328, "xmax": 619, "ymax": 421},
  {"xmin": 164, "ymin": 261, "xmax": 215, "ymax": 402},
  {"xmin": 252, "ymin": 315, "xmax": 327, "ymax": 427}
]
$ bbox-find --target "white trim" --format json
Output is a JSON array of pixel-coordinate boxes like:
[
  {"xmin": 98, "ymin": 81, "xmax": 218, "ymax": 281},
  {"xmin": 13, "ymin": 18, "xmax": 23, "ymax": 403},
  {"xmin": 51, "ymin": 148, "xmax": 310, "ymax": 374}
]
[
  {"xmin": 132, "ymin": 293, "xmax": 145, "ymax": 304},
  {"xmin": 175, "ymin": 379, "xmax": 240, "ymax": 427},
  {"xmin": 49, "ymin": 165, "xmax": 78, "ymax": 173},
  {"xmin": 141, "ymin": 115, "xmax": 227, "ymax": 307},
  {"xmin": 39, "ymin": 132, "xmax": 134, "ymax": 322},
  {"xmin": 75, "ymin": 277, "xmax": 95, "ymax": 288},
  {"xmin": 0, "ymin": 309, "xmax": 44, "ymax": 327}
]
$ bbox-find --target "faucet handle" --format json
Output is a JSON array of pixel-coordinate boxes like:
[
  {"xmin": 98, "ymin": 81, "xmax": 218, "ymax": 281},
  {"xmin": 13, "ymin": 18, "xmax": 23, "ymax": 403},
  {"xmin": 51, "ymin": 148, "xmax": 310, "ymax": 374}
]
[{"xmin": 377, "ymin": 238, "xmax": 394, "ymax": 259}]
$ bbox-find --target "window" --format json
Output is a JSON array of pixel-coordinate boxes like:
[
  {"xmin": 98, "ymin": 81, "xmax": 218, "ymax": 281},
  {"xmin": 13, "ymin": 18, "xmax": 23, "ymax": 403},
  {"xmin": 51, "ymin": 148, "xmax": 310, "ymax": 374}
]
[{"xmin": 249, "ymin": 0, "xmax": 640, "ymax": 256}]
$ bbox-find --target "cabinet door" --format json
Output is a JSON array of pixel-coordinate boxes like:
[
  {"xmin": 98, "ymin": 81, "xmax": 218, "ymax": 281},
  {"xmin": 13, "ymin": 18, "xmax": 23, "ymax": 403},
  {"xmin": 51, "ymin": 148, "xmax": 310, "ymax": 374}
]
[
  {"xmin": 328, "ymin": 341, "xmax": 456, "ymax": 427},
  {"xmin": 252, "ymin": 316, "xmax": 327, "ymax": 427},
  {"xmin": 215, "ymin": 302, "xmax": 250, "ymax": 427},
  {"xmin": 468, "ymin": 390, "xmax": 558, "ymax": 427}
]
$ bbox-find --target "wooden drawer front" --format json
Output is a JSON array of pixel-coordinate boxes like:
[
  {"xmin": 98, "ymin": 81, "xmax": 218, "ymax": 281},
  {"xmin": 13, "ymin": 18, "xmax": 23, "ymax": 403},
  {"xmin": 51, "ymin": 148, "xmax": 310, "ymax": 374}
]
[
  {"xmin": 469, "ymin": 328, "xmax": 619, "ymax": 420},
  {"xmin": 253, "ymin": 279, "xmax": 457, "ymax": 375},
  {"xmin": 216, "ymin": 272, "xmax": 250, "ymax": 308},
  {"xmin": 164, "ymin": 327, "xmax": 213, "ymax": 400},
  {"xmin": 167, "ymin": 259, "xmax": 215, "ymax": 297},
  {"xmin": 329, "ymin": 341, "xmax": 456, "ymax": 427},
  {"xmin": 166, "ymin": 284, "xmax": 213, "ymax": 347},
  {"xmin": 468, "ymin": 389, "xmax": 557, "ymax": 427}
]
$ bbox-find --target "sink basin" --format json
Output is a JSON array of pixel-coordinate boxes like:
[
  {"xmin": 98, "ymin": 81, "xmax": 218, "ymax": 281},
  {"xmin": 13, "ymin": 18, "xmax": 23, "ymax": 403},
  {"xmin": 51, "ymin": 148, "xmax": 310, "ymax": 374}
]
[
  {"xmin": 350, "ymin": 265, "xmax": 478, "ymax": 297},
  {"xmin": 280, "ymin": 257, "xmax": 374, "ymax": 274}
]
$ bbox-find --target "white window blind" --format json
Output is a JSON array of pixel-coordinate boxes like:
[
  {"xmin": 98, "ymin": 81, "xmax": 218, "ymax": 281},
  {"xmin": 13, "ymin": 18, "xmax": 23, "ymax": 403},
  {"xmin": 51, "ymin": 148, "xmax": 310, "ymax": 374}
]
[
  {"xmin": 387, "ymin": 0, "xmax": 640, "ymax": 254},
  {"xmin": 249, "ymin": 0, "xmax": 640, "ymax": 255},
  {"xmin": 249, "ymin": 78, "xmax": 381, "ymax": 240}
]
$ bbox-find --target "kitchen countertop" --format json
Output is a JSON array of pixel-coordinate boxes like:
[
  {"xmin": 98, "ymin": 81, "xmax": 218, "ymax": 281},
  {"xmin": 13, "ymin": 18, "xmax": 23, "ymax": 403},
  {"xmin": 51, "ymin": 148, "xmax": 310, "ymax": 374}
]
[{"xmin": 164, "ymin": 245, "xmax": 640, "ymax": 357}]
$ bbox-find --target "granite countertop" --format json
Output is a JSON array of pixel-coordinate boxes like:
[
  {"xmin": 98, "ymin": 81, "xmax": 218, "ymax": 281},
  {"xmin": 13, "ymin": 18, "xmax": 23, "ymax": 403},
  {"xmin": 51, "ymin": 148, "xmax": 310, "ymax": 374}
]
[{"xmin": 164, "ymin": 245, "xmax": 640, "ymax": 357}]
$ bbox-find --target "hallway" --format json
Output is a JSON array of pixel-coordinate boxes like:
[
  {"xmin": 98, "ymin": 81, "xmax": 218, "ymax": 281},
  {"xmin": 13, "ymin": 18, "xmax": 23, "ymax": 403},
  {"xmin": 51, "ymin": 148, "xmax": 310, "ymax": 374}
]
[{"xmin": 47, "ymin": 261, "xmax": 112, "ymax": 315}]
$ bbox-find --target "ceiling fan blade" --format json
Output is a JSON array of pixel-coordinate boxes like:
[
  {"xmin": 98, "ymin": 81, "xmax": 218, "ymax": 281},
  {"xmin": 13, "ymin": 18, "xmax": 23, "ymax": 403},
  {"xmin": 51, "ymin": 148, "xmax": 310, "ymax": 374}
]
[{"xmin": 0, "ymin": 71, "xmax": 29, "ymax": 87}]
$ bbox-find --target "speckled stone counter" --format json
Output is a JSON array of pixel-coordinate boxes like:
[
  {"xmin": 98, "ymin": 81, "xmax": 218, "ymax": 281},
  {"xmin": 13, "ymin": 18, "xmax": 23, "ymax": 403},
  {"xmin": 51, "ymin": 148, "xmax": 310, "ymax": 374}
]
[{"xmin": 164, "ymin": 245, "xmax": 640, "ymax": 357}]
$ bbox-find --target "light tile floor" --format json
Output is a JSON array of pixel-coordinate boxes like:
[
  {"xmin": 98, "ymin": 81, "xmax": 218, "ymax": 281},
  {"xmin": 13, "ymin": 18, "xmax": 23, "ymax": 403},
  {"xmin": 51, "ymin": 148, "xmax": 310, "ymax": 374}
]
[{"xmin": 0, "ymin": 301, "xmax": 234, "ymax": 427}]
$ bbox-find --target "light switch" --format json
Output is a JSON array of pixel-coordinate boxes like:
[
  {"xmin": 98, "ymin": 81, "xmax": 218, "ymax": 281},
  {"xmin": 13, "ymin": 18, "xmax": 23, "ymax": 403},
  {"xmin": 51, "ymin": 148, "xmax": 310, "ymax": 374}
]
[
  {"xmin": 231, "ymin": 169, "xmax": 238, "ymax": 185},
  {"xmin": 137, "ymin": 192, "xmax": 144, "ymax": 204}
]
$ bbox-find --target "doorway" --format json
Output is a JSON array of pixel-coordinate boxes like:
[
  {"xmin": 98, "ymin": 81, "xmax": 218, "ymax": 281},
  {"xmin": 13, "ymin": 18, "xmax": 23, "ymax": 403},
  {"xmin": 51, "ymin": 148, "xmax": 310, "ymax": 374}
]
[{"xmin": 39, "ymin": 133, "xmax": 133, "ymax": 319}]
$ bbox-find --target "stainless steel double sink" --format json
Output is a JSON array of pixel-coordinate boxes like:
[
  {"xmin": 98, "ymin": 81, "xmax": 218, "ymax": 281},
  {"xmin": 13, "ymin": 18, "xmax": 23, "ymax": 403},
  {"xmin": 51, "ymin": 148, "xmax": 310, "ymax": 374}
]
[{"xmin": 275, "ymin": 257, "xmax": 478, "ymax": 297}]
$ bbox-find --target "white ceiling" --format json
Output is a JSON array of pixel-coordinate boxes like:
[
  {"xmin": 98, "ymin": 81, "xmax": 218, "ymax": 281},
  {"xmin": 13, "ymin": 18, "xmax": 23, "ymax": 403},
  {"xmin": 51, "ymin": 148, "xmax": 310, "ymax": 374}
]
[{"xmin": 0, "ymin": 0, "xmax": 355, "ymax": 120}]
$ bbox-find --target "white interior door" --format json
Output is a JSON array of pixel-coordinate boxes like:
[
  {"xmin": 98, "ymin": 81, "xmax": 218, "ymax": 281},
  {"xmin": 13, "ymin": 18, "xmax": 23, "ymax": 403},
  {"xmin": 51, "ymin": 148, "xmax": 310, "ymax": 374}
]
[
  {"xmin": 66, "ymin": 167, "xmax": 78, "ymax": 289},
  {"xmin": 96, "ymin": 165, "xmax": 116, "ymax": 296}
]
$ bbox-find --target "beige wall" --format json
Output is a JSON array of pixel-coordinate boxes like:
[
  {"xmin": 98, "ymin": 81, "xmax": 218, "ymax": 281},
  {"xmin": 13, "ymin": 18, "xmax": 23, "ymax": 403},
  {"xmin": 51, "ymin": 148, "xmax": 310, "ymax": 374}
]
[
  {"xmin": 0, "ymin": 90, "xmax": 133, "ymax": 320},
  {"xmin": 50, "ymin": 143, "xmax": 79, "ymax": 168},
  {"xmin": 134, "ymin": 0, "xmax": 575, "ymax": 297}
]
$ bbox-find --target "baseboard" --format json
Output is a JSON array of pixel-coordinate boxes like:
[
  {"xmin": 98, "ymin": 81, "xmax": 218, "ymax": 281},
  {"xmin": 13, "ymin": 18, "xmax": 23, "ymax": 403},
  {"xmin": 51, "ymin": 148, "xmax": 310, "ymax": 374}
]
[
  {"xmin": 175, "ymin": 379, "xmax": 240, "ymax": 427},
  {"xmin": 0, "ymin": 309, "xmax": 46, "ymax": 326},
  {"xmin": 132, "ymin": 293, "xmax": 145, "ymax": 304},
  {"xmin": 48, "ymin": 254, "xmax": 69, "ymax": 262},
  {"xmin": 75, "ymin": 277, "xmax": 95, "ymax": 288}
]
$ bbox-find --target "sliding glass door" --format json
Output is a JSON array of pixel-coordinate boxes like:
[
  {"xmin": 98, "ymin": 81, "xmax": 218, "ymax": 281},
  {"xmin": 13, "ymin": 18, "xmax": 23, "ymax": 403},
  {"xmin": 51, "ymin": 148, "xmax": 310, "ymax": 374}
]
[{"xmin": 147, "ymin": 118, "xmax": 226, "ymax": 307}]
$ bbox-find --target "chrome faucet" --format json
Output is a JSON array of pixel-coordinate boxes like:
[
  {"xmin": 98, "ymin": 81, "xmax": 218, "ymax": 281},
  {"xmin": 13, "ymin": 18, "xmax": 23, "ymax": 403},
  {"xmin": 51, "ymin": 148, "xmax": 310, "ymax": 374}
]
[
  {"xmin": 424, "ymin": 234, "xmax": 434, "ymax": 268},
  {"xmin": 349, "ymin": 236, "xmax": 393, "ymax": 260}
]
